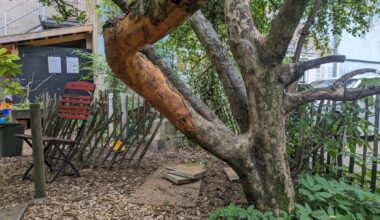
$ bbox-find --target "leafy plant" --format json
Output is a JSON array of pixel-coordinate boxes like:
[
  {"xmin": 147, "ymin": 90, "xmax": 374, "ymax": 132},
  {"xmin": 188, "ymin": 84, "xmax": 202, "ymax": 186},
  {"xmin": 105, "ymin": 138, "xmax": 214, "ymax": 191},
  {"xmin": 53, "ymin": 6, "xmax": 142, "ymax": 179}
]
[
  {"xmin": 296, "ymin": 175, "xmax": 380, "ymax": 219},
  {"xmin": 74, "ymin": 50, "xmax": 126, "ymax": 94},
  {"xmin": 0, "ymin": 48, "xmax": 25, "ymax": 99},
  {"xmin": 208, "ymin": 204, "xmax": 290, "ymax": 220},
  {"xmin": 209, "ymin": 175, "xmax": 380, "ymax": 220}
]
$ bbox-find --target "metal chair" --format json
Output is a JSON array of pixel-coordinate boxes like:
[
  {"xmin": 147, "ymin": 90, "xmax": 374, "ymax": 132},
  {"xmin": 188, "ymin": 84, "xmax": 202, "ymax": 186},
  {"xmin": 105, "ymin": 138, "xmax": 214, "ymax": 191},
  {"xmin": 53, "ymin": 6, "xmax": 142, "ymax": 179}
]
[{"xmin": 16, "ymin": 81, "xmax": 95, "ymax": 183}]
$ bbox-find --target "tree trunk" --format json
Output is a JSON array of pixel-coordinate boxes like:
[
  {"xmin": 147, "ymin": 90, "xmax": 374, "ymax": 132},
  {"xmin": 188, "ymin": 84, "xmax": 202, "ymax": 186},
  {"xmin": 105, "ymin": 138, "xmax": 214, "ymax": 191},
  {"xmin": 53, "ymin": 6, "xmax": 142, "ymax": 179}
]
[
  {"xmin": 103, "ymin": 0, "xmax": 295, "ymax": 215},
  {"xmin": 233, "ymin": 79, "xmax": 295, "ymax": 214}
]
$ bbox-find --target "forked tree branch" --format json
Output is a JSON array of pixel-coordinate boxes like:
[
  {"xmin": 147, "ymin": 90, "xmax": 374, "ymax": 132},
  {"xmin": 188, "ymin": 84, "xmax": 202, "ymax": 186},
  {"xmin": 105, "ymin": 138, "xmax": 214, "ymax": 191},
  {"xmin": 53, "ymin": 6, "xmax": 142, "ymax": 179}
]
[
  {"xmin": 104, "ymin": 0, "xmax": 248, "ymax": 162},
  {"xmin": 293, "ymin": 0, "xmax": 324, "ymax": 63},
  {"xmin": 279, "ymin": 55, "xmax": 346, "ymax": 87},
  {"xmin": 111, "ymin": 0, "xmax": 215, "ymax": 121},
  {"xmin": 285, "ymin": 68, "xmax": 379, "ymax": 110},
  {"xmin": 189, "ymin": 11, "xmax": 249, "ymax": 132},
  {"xmin": 262, "ymin": 0, "xmax": 309, "ymax": 64}
]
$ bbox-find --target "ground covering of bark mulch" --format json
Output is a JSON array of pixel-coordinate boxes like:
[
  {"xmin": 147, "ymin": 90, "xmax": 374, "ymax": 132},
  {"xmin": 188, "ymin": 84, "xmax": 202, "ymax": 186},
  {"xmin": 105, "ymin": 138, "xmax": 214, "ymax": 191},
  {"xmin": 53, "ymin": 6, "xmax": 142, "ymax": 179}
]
[{"xmin": 0, "ymin": 145, "xmax": 247, "ymax": 219}]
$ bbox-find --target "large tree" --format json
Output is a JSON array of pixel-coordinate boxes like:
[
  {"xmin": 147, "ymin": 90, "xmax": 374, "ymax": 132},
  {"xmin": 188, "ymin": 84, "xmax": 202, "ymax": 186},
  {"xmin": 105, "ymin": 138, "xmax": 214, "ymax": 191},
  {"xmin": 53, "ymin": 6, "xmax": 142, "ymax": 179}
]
[
  {"xmin": 40, "ymin": 0, "xmax": 380, "ymax": 215},
  {"xmin": 101, "ymin": 0, "xmax": 380, "ymax": 214}
]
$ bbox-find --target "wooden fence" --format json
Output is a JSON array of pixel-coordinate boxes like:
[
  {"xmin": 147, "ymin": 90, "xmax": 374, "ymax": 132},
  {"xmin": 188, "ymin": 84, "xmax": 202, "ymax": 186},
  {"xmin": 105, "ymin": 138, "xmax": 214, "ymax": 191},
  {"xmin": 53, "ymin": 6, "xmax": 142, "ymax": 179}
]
[
  {"xmin": 290, "ymin": 95, "xmax": 380, "ymax": 192},
  {"xmin": 40, "ymin": 91, "xmax": 163, "ymax": 171}
]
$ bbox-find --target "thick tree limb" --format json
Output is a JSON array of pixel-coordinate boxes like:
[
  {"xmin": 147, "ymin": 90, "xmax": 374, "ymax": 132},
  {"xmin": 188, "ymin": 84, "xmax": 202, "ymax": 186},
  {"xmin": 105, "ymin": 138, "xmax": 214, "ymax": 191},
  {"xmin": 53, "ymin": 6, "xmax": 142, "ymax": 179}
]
[
  {"xmin": 262, "ymin": 0, "xmax": 309, "ymax": 64},
  {"xmin": 189, "ymin": 11, "xmax": 249, "ymax": 132},
  {"xmin": 103, "ymin": 0, "xmax": 248, "ymax": 162},
  {"xmin": 110, "ymin": 0, "xmax": 216, "ymax": 121},
  {"xmin": 293, "ymin": 0, "xmax": 324, "ymax": 63},
  {"xmin": 141, "ymin": 46, "xmax": 216, "ymax": 121},
  {"xmin": 285, "ymin": 68, "xmax": 379, "ymax": 110},
  {"xmin": 225, "ymin": 0, "xmax": 262, "ymax": 78},
  {"xmin": 279, "ymin": 55, "xmax": 346, "ymax": 87}
]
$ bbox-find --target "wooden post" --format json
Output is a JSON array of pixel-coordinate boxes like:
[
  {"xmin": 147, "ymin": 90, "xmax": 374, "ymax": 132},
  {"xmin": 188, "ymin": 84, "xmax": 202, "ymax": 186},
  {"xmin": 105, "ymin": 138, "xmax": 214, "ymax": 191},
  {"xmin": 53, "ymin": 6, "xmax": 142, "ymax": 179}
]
[
  {"xmin": 108, "ymin": 93, "xmax": 114, "ymax": 135},
  {"xmin": 30, "ymin": 103, "xmax": 46, "ymax": 200},
  {"xmin": 120, "ymin": 93, "xmax": 128, "ymax": 138},
  {"xmin": 361, "ymin": 98, "xmax": 369, "ymax": 187},
  {"xmin": 371, "ymin": 94, "xmax": 379, "ymax": 192}
]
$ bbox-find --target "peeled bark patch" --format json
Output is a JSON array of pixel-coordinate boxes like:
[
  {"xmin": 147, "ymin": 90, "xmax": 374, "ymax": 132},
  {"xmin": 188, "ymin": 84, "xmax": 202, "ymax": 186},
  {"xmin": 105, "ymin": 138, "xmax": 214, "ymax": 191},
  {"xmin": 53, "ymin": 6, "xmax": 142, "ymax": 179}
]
[{"xmin": 103, "ymin": 1, "xmax": 206, "ymax": 133}]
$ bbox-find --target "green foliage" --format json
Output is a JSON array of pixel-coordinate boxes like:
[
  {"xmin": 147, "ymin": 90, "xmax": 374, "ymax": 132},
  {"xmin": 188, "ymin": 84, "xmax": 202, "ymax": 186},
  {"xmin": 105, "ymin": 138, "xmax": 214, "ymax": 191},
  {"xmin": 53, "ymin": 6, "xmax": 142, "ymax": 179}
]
[
  {"xmin": 208, "ymin": 204, "xmax": 289, "ymax": 220},
  {"xmin": 208, "ymin": 175, "xmax": 380, "ymax": 220},
  {"xmin": 360, "ymin": 77, "xmax": 380, "ymax": 87},
  {"xmin": 311, "ymin": 0, "xmax": 380, "ymax": 52},
  {"xmin": 74, "ymin": 51, "xmax": 125, "ymax": 93},
  {"xmin": 155, "ymin": 23, "xmax": 240, "ymax": 133},
  {"xmin": 296, "ymin": 175, "xmax": 380, "ymax": 219},
  {"xmin": 39, "ymin": 0, "xmax": 87, "ymax": 23},
  {"xmin": 286, "ymin": 99, "xmax": 373, "ymax": 177},
  {"xmin": 0, "ymin": 48, "xmax": 25, "ymax": 98}
]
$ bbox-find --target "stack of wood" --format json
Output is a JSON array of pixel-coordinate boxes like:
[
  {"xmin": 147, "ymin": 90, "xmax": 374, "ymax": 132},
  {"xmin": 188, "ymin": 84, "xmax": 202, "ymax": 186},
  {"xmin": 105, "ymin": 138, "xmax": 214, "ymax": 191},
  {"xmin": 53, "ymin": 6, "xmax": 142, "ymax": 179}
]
[{"xmin": 163, "ymin": 164, "xmax": 205, "ymax": 185}]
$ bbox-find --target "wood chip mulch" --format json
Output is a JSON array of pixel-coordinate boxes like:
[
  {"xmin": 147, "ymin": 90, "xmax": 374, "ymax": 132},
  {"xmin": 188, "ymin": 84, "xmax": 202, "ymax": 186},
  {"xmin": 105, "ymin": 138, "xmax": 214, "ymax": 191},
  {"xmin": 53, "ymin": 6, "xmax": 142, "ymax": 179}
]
[{"xmin": 0, "ymin": 146, "xmax": 246, "ymax": 219}]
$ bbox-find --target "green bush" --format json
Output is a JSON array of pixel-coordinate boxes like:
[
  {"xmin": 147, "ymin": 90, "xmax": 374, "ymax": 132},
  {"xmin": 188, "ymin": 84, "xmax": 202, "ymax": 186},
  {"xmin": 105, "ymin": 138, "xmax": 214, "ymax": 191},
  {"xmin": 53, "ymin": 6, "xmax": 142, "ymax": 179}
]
[
  {"xmin": 208, "ymin": 204, "xmax": 289, "ymax": 220},
  {"xmin": 0, "ymin": 48, "xmax": 25, "ymax": 98},
  {"xmin": 296, "ymin": 175, "xmax": 380, "ymax": 219},
  {"xmin": 208, "ymin": 175, "xmax": 380, "ymax": 220}
]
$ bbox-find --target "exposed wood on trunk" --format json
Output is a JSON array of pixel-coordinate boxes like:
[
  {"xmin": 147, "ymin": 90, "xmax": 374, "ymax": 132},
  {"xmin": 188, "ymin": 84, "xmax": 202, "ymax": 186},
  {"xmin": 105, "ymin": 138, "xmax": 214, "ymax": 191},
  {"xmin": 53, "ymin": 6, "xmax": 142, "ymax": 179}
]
[
  {"xmin": 141, "ymin": 46, "xmax": 216, "ymax": 121},
  {"xmin": 104, "ymin": 0, "xmax": 244, "ymax": 164},
  {"xmin": 104, "ymin": 0, "xmax": 206, "ymax": 133}
]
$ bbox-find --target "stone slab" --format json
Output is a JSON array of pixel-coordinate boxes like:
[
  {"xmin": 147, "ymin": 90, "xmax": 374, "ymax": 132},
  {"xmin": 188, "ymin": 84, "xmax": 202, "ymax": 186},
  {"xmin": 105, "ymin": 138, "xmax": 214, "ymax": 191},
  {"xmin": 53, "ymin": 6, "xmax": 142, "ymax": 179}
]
[
  {"xmin": 0, "ymin": 204, "xmax": 28, "ymax": 220},
  {"xmin": 224, "ymin": 167, "xmax": 239, "ymax": 182},
  {"xmin": 128, "ymin": 167, "xmax": 201, "ymax": 207},
  {"xmin": 165, "ymin": 164, "xmax": 205, "ymax": 179}
]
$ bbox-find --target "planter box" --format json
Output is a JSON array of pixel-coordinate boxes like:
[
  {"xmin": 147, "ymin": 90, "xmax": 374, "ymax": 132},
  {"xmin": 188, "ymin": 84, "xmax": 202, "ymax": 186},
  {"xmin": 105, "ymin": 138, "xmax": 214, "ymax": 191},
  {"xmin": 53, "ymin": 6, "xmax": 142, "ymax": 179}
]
[{"xmin": 0, "ymin": 123, "xmax": 25, "ymax": 157}]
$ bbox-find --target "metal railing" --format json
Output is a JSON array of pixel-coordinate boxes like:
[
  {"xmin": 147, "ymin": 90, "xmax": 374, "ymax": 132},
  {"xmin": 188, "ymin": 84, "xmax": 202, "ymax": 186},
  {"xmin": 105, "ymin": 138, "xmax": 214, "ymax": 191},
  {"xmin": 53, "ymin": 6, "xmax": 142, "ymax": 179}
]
[{"xmin": 0, "ymin": 0, "xmax": 83, "ymax": 36}]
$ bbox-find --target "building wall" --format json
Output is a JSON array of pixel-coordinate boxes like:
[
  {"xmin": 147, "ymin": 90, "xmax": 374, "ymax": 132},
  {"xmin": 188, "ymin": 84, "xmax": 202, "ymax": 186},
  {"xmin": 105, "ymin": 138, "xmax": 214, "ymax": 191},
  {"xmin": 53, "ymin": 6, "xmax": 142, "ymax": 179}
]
[
  {"xmin": 0, "ymin": 0, "xmax": 90, "ymax": 36},
  {"xmin": 303, "ymin": 21, "xmax": 380, "ymax": 84},
  {"xmin": 14, "ymin": 45, "xmax": 91, "ymax": 103}
]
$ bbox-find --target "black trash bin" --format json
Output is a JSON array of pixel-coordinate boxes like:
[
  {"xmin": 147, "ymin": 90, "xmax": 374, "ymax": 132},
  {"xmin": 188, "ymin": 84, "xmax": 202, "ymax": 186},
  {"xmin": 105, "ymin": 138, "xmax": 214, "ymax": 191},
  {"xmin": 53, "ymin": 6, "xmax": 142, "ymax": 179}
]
[{"xmin": 0, "ymin": 123, "xmax": 25, "ymax": 157}]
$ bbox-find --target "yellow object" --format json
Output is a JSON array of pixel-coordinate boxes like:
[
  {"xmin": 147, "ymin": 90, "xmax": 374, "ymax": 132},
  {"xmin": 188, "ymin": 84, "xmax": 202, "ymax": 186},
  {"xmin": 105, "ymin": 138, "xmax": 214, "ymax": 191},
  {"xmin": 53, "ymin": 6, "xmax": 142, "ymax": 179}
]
[
  {"xmin": 0, "ymin": 103, "xmax": 12, "ymax": 110},
  {"xmin": 113, "ymin": 140, "xmax": 126, "ymax": 152}
]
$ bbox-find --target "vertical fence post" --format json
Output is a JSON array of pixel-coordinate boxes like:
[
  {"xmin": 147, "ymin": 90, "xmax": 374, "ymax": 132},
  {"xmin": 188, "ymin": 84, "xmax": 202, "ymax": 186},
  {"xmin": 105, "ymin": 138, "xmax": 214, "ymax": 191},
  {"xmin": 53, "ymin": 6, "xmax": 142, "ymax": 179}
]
[
  {"xmin": 108, "ymin": 93, "xmax": 114, "ymax": 135},
  {"xmin": 371, "ymin": 94, "xmax": 379, "ymax": 192},
  {"xmin": 120, "ymin": 93, "xmax": 128, "ymax": 138},
  {"xmin": 30, "ymin": 103, "xmax": 46, "ymax": 200}
]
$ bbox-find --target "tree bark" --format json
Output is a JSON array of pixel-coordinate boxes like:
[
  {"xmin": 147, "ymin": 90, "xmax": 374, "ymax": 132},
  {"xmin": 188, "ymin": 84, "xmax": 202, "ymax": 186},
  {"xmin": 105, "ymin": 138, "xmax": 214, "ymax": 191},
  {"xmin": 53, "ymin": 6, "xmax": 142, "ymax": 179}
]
[
  {"xmin": 240, "ymin": 76, "xmax": 295, "ymax": 214},
  {"xmin": 104, "ymin": 0, "xmax": 380, "ymax": 216}
]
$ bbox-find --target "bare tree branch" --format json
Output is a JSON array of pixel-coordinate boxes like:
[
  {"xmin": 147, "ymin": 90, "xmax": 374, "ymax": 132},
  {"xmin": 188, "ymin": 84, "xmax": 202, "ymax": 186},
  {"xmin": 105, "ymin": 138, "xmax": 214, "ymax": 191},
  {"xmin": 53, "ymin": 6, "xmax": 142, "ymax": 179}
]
[
  {"xmin": 262, "ymin": 0, "xmax": 309, "ymax": 64},
  {"xmin": 189, "ymin": 11, "xmax": 249, "ymax": 132},
  {"xmin": 293, "ymin": 0, "xmax": 324, "ymax": 63},
  {"xmin": 332, "ymin": 68, "xmax": 376, "ymax": 88},
  {"xmin": 225, "ymin": 0, "xmax": 262, "ymax": 78},
  {"xmin": 279, "ymin": 55, "xmax": 346, "ymax": 87},
  {"xmin": 285, "ymin": 68, "xmax": 379, "ymax": 110},
  {"xmin": 141, "ymin": 46, "xmax": 216, "ymax": 121}
]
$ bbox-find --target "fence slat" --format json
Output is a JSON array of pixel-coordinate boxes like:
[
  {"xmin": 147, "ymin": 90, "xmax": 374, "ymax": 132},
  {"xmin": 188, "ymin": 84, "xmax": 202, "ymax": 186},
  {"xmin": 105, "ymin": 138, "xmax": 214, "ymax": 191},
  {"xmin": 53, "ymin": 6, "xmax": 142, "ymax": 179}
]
[{"xmin": 371, "ymin": 94, "xmax": 379, "ymax": 192}]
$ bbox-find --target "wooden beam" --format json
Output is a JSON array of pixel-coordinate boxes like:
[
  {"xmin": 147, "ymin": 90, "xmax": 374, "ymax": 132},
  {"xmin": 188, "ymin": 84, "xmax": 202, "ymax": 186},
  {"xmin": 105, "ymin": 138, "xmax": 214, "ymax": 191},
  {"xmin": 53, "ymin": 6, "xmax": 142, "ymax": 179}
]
[
  {"xmin": 0, "ymin": 25, "xmax": 93, "ymax": 45},
  {"xmin": 21, "ymin": 33, "xmax": 87, "ymax": 46}
]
